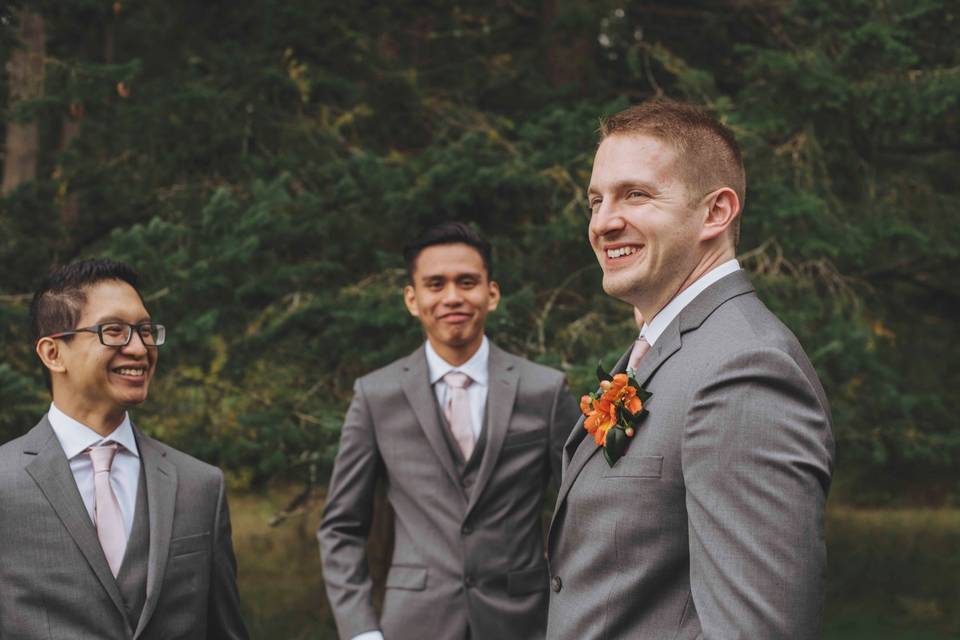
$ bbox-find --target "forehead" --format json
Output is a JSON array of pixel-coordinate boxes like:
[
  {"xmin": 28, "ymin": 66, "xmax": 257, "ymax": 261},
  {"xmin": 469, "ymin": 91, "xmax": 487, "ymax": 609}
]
[
  {"xmin": 589, "ymin": 133, "xmax": 681, "ymax": 191},
  {"xmin": 413, "ymin": 243, "xmax": 486, "ymax": 278},
  {"xmin": 77, "ymin": 279, "xmax": 149, "ymax": 322}
]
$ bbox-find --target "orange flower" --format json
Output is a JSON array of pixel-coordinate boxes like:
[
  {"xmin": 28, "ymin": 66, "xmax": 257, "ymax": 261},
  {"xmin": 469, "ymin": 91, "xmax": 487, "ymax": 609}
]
[
  {"xmin": 580, "ymin": 395, "xmax": 592, "ymax": 414},
  {"xmin": 581, "ymin": 373, "xmax": 645, "ymax": 446}
]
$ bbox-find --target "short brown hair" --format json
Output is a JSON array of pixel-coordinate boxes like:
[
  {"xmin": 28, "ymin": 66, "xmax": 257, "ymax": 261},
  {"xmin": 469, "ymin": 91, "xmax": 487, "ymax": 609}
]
[{"xmin": 600, "ymin": 99, "xmax": 746, "ymax": 244}]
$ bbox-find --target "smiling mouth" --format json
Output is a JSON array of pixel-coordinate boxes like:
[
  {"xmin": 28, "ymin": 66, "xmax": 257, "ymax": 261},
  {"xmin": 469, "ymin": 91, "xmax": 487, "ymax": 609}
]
[
  {"xmin": 440, "ymin": 313, "xmax": 472, "ymax": 323},
  {"xmin": 112, "ymin": 367, "xmax": 147, "ymax": 378},
  {"xmin": 605, "ymin": 245, "xmax": 642, "ymax": 260}
]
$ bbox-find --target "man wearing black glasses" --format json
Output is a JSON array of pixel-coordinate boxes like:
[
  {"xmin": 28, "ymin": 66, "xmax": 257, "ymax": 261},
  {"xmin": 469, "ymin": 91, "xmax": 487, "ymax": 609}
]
[{"xmin": 0, "ymin": 258, "xmax": 248, "ymax": 640}]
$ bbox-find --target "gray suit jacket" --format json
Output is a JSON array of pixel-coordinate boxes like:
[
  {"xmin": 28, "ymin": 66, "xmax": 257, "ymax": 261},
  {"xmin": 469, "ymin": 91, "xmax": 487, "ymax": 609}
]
[
  {"xmin": 318, "ymin": 342, "xmax": 581, "ymax": 640},
  {"xmin": 0, "ymin": 417, "xmax": 249, "ymax": 640},
  {"xmin": 546, "ymin": 271, "xmax": 834, "ymax": 639}
]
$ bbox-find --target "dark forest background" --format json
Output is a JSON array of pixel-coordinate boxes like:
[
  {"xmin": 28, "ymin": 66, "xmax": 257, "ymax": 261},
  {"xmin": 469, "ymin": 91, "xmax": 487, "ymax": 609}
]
[{"xmin": 1, "ymin": 1, "xmax": 958, "ymax": 638}]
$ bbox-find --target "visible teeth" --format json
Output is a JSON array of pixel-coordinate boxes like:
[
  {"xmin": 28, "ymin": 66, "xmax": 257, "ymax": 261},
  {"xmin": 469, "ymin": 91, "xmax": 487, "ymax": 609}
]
[
  {"xmin": 116, "ymin": 368, "xmax": 145, "ymax": 376},
  {"xmin": 606, "ymin": 246, "xmax": 639, "ymax": 258}
]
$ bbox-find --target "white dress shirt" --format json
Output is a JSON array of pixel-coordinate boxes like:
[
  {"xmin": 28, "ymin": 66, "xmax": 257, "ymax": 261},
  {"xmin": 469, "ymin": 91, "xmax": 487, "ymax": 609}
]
[
  {"xmin": 47, "ymin": 402, "xmax": 141, "ymax": 538},
  {"xmin": 425, "ymin": 335, "xmax": 489, "ymax": 441},
  {"xmin": 638, "ymin": 259, "xmax": 742, "ymax": 347}
]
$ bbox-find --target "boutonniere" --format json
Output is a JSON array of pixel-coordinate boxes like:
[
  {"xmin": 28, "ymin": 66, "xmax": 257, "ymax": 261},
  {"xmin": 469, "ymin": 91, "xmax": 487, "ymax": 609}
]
[{"xmin": 580, "ymin": 364, "xmax": 652, "ymax": 466}]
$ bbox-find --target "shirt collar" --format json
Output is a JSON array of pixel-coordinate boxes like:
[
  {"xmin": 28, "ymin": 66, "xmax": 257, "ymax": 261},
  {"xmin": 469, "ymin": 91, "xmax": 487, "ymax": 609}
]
[
  {"xmin": 47, "ymin": 402, "xmax": 140, "ymax": 460},
  {"xmin": 641, "ymin": 259, "xmax": 741, "ymax": 346},
  {"xmin": 425, "ymin": 336, "xmax": 489, "ymax": 387}
]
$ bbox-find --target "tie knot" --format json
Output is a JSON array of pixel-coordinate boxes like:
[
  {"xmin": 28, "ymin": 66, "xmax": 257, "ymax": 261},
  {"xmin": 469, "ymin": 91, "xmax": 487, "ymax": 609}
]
[
  {"xmin": 443, "ymin": 371, "xmax": 472, "ymax": 389},
  {"xmin": 88, "ymin": 443, "xmax": 120, "ymax": 473}
]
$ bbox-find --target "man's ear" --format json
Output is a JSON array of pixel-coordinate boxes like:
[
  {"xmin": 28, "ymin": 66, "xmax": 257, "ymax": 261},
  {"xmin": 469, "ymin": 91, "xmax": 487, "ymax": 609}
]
[
  {"xmin": 700, "ymin": 187, "xmax": 740, "ymax": 242},
  {"xmin": 36, "ymin": 337, "xmax": 67, "ymax": 375},
  {"xmin": 487, "ymin": 281, "xmax": 501, "ymax": 312},
  {"xmin": 403, "ymin": 285, "xmax": 420, "ymax": 318}
]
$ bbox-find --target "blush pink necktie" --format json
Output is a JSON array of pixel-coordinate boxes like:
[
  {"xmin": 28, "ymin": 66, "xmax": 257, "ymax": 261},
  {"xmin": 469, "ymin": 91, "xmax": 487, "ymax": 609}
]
[
  {"xmin": 443, "ymin": 372, "xmax": 476, "ymax": 460},
  {"xmin": 627, "ymin": 336, "xmax": 651, "ymax": 372},
  {"xmin": 88, "ymin": 444, "xmax": 126, "ymax": 577}
]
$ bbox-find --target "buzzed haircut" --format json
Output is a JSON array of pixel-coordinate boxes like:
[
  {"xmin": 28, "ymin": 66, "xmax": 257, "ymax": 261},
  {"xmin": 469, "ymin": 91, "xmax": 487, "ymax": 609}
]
[
  {"xmin": 403, "ymin": 222, "xmax": 494, "ymax": 283},
  {"xmin": 600, "ymin": 99, "xmax": 746, "ymax": 245}
]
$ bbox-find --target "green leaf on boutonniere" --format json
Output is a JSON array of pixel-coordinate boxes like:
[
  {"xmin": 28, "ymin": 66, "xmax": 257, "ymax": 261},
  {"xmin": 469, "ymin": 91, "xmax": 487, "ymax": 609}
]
[
  {"xmin": 604, "ymin": 427, "xmax": 628, "ymax": 466},
  {"xmin": 636, "ymin": 388, "xmax": 652, "ymax": 402},
  {"xmin": 620, "ymin": 405, "xmax": 649, "ymax": 426},
  {"xmin": 596, "ymin": 362, "xmax": 613, "ymax": 383}
]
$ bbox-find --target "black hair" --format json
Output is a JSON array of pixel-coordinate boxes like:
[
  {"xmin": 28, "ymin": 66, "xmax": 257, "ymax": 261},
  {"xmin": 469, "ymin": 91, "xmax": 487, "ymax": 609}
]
[
  {"xmin": 402, "ymin": 222, "xmax": 493, "ymax": 283},
  {"xmin": 29, "ymin": 258, "xmax": 143, "ymax": 390}
]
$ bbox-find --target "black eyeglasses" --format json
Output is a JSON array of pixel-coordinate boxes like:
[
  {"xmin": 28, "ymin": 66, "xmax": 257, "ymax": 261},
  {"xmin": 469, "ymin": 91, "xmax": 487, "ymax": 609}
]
[{"xmin": 46, "ymin": 322, "xmax": 166, "ymax": 347}]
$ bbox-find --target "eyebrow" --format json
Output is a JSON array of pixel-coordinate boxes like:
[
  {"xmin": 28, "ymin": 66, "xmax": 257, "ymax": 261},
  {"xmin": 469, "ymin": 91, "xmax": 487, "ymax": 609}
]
[
  {"xmin": 93, "ymin": 315, "xmax": 152, "ymax": 324},
  {"xmin": 420, "ymin": 272, "xmax": 483, "ymax": 282},
  {"xmin": 587, "ymin": 180, "xmax": 660, "ymax": 196}
]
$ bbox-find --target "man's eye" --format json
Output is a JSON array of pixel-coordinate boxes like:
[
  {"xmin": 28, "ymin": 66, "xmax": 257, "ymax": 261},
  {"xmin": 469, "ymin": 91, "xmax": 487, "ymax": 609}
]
[
  {"xmin": 627, "ymin": 190, "xmax": 648, "ymax": 200},
  {"xmin": 102, "ymin": 325, "xmax": 125, "ymax": 336}
]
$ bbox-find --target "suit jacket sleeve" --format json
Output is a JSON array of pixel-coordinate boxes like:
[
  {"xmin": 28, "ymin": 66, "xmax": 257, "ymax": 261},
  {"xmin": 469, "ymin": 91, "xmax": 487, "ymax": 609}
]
[
  {"xmin": 207, "ymin": 469, "xmax": 250, "ymax": 639},
  {"xmin": 318, "ymin": 379, "xmax": 383, "ymax": 639},
  {"xmin": 681, "ymin": 347, "xmax": 833, "ymax": 639},
  {"xmin": 548, "ymin": 375, "xmax": 581, "ymax": 489}
]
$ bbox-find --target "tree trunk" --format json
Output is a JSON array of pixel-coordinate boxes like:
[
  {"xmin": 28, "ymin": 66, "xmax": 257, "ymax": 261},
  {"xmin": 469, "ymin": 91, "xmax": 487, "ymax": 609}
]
[
  {"xmin": 2, "ymin": 10, "xmax": 45, "ymax": 195},
  {"xmin": 542, "ymin": 0, "xmax": 592, "ymax": 90}
]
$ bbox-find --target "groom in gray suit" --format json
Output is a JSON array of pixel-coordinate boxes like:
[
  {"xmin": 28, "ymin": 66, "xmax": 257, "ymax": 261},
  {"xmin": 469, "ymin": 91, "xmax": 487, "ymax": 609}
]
[
  {"xmin": 546, "ymin": 100, "xmax": 834, "ymax": 638},
  {"xmin": 0, "ymin": 259, "xmax": 248, "ymax": 639},
  {"xmin": 319, "ymin": 222, "xmax": 581, "ymax": 640}
]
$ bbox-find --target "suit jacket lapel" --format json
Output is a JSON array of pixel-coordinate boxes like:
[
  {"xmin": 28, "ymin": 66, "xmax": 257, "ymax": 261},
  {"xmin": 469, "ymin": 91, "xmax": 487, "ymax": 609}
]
[
  {"xmin": 464, "ymin": 343, "xmax": 518, "ymax": 521},
  {"xmin": 23, "ymin": 417, "xmax": 128, "ymax": 621},
  {"xmin": 133, "ymin": 428, "xmax": 178, "ymax": 639},
  {"xmin": 553, "ymin": 347, "xmax": 630, "ymax": 516},
  {"xmin": 400, "ymin": 347, "xmax": 465, "ymax": 498}
]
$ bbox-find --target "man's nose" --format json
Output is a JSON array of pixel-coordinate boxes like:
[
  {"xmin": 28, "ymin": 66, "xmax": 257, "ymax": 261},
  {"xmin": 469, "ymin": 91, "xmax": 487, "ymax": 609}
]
[
  {"xmin": 122, "ymin": 330, "xmax": 149, "ymax": 355},
  {"xmin": 441, "ymin": 284, "xmax": 464, "ymax": 304},
  {"xmin": 589, "ymin": 198, "xmax": 626, "ymax": 237}
]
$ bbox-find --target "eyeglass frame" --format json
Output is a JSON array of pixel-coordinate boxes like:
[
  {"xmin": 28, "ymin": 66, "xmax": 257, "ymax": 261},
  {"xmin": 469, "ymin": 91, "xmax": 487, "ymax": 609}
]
[{"xmin": 45, "ymin": 322, "xmax": 166, "ymax": 347}]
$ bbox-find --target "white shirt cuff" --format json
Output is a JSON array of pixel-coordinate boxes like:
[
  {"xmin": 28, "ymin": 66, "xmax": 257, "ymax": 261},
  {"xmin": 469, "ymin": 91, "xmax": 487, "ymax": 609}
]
[{"xmin": 351, "ymin": 631, "xmax": 384, "ymax": 640}]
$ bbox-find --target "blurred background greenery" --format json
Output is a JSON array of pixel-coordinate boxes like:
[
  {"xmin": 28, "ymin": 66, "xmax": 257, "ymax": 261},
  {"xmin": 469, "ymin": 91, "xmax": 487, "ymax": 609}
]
[{"xmin": 1, "ymin": 0, "xmax": 957, "ymax": 638}]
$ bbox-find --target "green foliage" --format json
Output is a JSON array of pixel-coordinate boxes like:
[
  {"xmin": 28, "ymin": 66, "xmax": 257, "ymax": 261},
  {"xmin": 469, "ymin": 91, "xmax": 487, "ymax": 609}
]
[{"xmin": 0, "ymin": 0, "xmax": 957, "ymax": 501}]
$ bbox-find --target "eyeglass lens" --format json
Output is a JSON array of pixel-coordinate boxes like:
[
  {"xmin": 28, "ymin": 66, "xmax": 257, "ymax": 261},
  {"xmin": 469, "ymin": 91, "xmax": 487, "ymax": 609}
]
[{"xmin": 99, "ymin": 323, "xmax": 165, "ymax": 346}]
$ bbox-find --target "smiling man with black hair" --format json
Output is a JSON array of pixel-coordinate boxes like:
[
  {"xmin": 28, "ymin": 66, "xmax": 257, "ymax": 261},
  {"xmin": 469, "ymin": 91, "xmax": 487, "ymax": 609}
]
[
  {"xmin": 0, "ymin": 258, "xmax": 248, "ymax": 640},
  {"xmin": 319, "ymin": 222, "xmax": 581, "ymax": 640}
]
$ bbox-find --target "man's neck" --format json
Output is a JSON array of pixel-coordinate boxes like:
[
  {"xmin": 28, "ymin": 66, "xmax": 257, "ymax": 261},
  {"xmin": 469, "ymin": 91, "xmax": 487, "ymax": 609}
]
[
  {"xmin": 428, "ymin": 337, "xmax": 483, "ymax": 367},
  {"xmin": 638, "ymin": 247, "xmax": 734, "ymax": 324},
  {"xmin": 50, "ymin": 395, "xmax": 126, "ymax": 437}
]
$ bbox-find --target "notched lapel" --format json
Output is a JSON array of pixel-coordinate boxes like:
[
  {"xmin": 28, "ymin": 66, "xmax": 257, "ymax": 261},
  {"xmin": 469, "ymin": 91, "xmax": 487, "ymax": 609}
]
[
  {"xmin": 559, "ymin": 345, "xmax": 631, "ymax": 478},
  {"xmin": 134, "ymin": 430, "xmax": 178, "ymax": 639},
  {"xmin": 551, "ymin": 346, "xmax": 631, "ymax": 534},
  {"xmin": 464, "ymin": 345, "xmax": 518, "ymax": 520},
  {"xmin": 23, "ymin": 418, "xmax": 128, "ymax": 622},
  {"xmin": 399, "ymin": 349, "xmax": 464, "ymax": 498},
  {"xmin": 632, "ymin": 322, "xmax": 682, "ymax": 390}
]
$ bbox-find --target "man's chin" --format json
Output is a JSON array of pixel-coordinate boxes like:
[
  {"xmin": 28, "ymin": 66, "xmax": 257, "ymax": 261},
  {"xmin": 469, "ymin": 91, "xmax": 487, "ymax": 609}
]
[
  {"xmin": 602, "ymin": 273, "xmax": 641, "ymax": 303},
  {"xmin": 113, "ymin": 388, "xmax": 150, "ymax": 407}
]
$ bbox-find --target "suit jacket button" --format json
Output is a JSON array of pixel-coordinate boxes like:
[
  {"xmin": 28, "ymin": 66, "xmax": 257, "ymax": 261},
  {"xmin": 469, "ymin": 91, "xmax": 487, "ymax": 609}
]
[
  {"xmin": 461, "ymin": 524, "xmax": 473, "ymax": 535},
  {"xmin": 551, "ymin": 576, "xmax": 562, "ymax": 592},
  {"xmin": 464, "ymin": 575, "xmax": 475, "ymax": 588}
]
